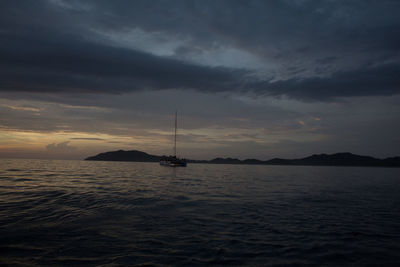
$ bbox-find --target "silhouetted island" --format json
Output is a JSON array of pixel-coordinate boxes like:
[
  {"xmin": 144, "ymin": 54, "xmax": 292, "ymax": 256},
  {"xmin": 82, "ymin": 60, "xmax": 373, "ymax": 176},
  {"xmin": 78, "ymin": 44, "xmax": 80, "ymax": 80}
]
[{"xmin": 85, "ymin": 150, "xmax": 400, "ymax": 167}]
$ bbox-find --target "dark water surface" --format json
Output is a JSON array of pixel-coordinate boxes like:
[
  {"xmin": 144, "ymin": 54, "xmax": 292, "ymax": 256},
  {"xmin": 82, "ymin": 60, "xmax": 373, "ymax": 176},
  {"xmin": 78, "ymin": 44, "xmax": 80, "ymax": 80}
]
[{"xmin": 1, "ymin": 159, "xmax": 400, "ymax": 266}]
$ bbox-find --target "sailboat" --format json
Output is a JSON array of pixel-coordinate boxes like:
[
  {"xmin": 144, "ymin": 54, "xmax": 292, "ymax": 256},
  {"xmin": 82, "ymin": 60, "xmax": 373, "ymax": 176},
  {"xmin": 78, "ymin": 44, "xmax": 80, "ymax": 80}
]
[{"xmin": 159, "ymin": 111, "xmax": 187, "ymax": 167}]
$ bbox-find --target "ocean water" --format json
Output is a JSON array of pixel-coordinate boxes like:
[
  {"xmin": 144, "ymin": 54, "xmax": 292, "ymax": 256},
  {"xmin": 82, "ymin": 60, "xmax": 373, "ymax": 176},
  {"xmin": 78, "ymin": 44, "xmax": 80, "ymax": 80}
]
[{"xmin": 0, "ymin": 159, "xmax": 400, "ymax": 266}]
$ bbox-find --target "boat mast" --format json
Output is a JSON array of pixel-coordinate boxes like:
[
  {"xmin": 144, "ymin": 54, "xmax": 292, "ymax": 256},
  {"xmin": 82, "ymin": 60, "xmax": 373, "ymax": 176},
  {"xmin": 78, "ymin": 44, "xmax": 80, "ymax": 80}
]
[{"xmin": 174, "ymin": 110, "xmax": 177, "ymax": 157}]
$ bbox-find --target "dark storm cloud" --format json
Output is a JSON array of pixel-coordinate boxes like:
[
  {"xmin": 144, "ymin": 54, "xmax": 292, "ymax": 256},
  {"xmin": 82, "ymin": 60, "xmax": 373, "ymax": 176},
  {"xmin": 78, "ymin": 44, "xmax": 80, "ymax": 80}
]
[
  {"xmin": 255, "ymin": 63, "xmax": 400, "ymax": 100},
  {"xmin": 0, "ymin": 28, "xmax": 245, "ymax": 93},
  {"xmin": 1, "ymin": 0, "xmax": 400, "ymax": 100},
  {"xmin": 78, "ymin": 0, "xmax": 400, "ymax": 65}
]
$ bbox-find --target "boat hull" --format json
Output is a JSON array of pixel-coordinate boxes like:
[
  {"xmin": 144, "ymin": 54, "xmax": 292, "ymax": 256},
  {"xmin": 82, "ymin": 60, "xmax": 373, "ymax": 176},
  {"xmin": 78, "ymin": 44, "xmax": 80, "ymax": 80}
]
[{"xmin": 159, "ymin": 160, "xmax": 187, "ymax": 167}]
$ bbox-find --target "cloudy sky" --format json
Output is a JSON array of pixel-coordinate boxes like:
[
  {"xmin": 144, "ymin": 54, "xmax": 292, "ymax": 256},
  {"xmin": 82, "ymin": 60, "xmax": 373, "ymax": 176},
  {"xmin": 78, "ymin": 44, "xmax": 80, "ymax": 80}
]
[{"xmin": 1, "ymin": 0, "xmax": 399, "ymax": 160}]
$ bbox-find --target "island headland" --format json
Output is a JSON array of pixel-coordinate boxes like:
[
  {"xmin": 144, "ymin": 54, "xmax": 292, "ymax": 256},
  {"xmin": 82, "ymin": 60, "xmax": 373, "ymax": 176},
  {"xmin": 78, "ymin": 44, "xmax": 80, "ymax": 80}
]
[{"xmin": 85, "ymin": 150, "xmax": 400, "ymax": 167}]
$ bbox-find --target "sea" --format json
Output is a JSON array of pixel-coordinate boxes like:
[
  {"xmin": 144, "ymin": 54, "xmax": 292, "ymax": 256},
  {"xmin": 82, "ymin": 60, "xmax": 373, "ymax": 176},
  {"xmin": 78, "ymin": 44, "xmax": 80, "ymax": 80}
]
[{"xmin": 1, "ymin": 159, "xmax": 400, "ymax": 266}]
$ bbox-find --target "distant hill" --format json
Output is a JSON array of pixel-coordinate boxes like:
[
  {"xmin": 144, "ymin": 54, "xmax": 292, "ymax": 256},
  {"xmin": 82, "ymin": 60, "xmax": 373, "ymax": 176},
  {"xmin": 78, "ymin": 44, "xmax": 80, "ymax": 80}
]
[
  {"xmin": 85, "ymin": 150, "xmax": 400, "ymax": 167},
  {"xmin": 286, "ymin": 152, "xmax": 379, "ymax": 166},
  {"xmin": 85, "ymin": 150, "xmax": 161, "ymax": 162}
]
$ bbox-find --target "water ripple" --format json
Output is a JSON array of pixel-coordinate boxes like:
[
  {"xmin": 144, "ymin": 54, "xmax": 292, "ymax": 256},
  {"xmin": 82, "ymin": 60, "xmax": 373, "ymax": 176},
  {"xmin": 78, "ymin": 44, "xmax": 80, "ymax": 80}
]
[{"xmin": 0, "ymin": 159, "xmax": 400, "ymax": 265}]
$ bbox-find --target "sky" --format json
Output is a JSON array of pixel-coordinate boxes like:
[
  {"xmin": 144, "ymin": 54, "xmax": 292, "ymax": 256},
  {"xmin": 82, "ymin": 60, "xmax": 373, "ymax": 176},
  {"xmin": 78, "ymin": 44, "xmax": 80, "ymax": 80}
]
[{"xmin": 1, "ymin": 0, "xmax": 400, "ymax": 160}]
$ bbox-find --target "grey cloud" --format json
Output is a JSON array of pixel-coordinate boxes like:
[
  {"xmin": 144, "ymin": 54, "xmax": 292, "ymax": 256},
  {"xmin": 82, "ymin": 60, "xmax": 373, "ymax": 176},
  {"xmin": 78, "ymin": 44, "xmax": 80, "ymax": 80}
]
[
  {"xmin": 0, "ymin": 0, "xmax": 400, "ymax": 101},
  {"xmin": 46, "ymin": 141, "xmax": 77, "ymax": 152},
  {"xmin": 80, "ymin": 1, "xmax": 400, "ymax": 64},
  {"xmin": 254, "ymin": 63, "xmax": 400, "ymax": 100},
  {"xmin": 0, "ymin": 90, "xmax": 299, "ymax": 135},
  {"xmin": 0, "ymin": 31, "xmax": 245, "ymax": 94}
]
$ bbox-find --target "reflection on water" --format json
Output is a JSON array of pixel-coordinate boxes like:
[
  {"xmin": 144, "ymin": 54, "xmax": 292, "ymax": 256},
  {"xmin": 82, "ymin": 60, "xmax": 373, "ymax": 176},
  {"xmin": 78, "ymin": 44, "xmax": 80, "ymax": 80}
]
[{"xmin": 1, "ymin": 159, "xmax": 400, "ymax": 265}]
